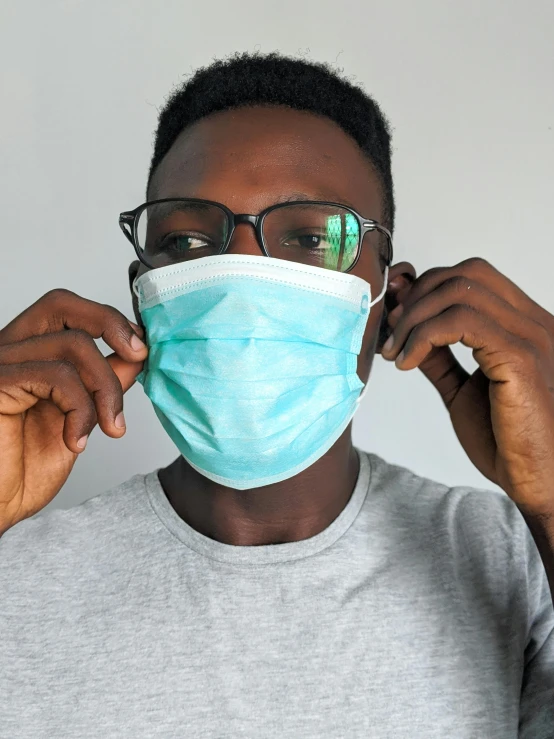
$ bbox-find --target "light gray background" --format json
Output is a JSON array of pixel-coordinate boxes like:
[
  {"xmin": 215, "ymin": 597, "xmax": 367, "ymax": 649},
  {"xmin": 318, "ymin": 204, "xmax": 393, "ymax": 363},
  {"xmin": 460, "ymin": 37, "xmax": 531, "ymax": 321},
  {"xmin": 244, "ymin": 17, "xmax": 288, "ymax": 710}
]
[{"xmin": 1, "ymin": 0, "xmax": 553, "ymax": 511}]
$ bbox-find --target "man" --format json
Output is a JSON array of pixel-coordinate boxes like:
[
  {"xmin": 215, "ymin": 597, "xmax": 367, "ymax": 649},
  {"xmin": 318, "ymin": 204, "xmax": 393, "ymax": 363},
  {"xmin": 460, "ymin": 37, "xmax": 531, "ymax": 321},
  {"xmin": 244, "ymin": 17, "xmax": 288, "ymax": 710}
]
[{"xmin": 1, "ymin": 51, "xmax": 553, "ymax": 737}]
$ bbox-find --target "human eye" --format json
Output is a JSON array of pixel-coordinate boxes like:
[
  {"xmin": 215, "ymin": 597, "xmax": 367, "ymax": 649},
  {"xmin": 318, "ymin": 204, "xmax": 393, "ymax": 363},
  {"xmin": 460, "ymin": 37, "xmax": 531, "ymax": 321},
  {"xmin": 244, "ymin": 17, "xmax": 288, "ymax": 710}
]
[
  {"xmin": 158, "ymin": 232, "xmax": 215, "ymax": 255},
  {"xmin": 281, "ymin": 229, "xmax": 328, "ymax": 250}
]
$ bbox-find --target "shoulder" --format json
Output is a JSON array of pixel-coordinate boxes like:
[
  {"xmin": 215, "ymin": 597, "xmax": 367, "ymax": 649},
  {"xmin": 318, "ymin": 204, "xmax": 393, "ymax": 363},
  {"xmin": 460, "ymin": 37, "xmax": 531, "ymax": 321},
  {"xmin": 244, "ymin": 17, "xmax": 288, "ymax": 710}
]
[
  {"xmin": 364, "ymin": 449, "xmax": 526, "ymax": 537},
  {"xmin": 0, "ymin": 472, "xmax": 158, "ymax": 603},
  {"xmin": 362, "ymin": 452, "xmax": 554, "ymax": 679},
  {"xmin": 362, "ymin": 450, "xmax": 543, "ymax": 599}
]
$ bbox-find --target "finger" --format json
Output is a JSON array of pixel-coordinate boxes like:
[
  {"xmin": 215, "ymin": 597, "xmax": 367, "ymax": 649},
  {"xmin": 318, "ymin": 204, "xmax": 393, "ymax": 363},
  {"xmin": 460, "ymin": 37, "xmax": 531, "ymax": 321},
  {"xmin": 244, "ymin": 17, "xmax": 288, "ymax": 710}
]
[
  {"xmin": 128, "ymin": 321, "xmax": 145, "ymax": 339},
  {"xmin": 0, "ymin": 331, "xmax": 129, "ymax": 438},
  {"xmin": 391, "ymin": 304, "xmax": 531, "ymax": 385},
  {"xmin": 398, "ymin": 258, "xmax": 554, "ymax": 331},
  {"xmin": 385, "ymin": 300, "xmax": 470, "ymax": 406},
  {"xmin": 0, "ymin": 289, "xmax": 148, "ymax": 363},
  {"xmin": 413, "ymin": 346, "xmax": 470, "ymax": 407},
  {"xmin": 106, "ymin": 353, "xmax": 144, "ymax": 394},
  {"xmin": 384, "ymin": 275, "xmax": 550, "ymax": 363},
  {"xmin": 0, "ymin": 361, "xmax": 97, "ymax": 454}
]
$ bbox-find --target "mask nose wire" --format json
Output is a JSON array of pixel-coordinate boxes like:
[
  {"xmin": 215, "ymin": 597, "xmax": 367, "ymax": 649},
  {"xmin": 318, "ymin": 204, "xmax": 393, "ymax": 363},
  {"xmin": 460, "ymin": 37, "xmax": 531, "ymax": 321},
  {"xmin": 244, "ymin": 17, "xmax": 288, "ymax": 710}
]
[{"xmin": 132, "ymin": 255, "xmax": 389, "ymax": 305}]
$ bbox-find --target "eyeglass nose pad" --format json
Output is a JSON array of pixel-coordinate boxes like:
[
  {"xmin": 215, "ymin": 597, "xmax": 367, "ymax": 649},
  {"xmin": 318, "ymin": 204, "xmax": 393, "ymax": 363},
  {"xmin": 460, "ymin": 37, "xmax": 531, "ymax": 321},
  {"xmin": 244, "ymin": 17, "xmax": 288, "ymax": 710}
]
[{"xmin": 224, "ymin": 217, "xmax": 266, "ymax": 258}]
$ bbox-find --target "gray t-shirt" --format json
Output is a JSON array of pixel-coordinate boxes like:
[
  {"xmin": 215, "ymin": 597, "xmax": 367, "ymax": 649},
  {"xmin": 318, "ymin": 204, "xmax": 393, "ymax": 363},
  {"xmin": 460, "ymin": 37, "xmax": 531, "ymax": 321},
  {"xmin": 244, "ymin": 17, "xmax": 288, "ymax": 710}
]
[{"xmin": 1, "ymin": 450, "xmax": 553, "ymax": 738}]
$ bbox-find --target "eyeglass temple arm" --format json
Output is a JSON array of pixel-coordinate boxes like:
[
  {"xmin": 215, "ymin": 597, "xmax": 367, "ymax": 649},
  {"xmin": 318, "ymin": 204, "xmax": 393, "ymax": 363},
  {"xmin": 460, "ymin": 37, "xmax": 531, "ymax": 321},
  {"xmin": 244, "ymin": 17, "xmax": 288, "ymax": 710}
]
[
  {"xmin": 119, "ymin": 213, "xmax": 135, "ymax": 245},
  {"xmin": 364, "ymin": 221, "xmax": 394, "ymax": 265}
]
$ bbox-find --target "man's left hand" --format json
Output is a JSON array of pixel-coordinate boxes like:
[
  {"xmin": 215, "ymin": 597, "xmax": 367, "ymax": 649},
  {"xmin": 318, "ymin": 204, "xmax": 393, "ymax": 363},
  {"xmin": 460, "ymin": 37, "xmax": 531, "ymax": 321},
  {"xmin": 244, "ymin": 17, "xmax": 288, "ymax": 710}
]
[{"xmin": 382, "ymin": 257, "xmax": 554, "ymax": 518}]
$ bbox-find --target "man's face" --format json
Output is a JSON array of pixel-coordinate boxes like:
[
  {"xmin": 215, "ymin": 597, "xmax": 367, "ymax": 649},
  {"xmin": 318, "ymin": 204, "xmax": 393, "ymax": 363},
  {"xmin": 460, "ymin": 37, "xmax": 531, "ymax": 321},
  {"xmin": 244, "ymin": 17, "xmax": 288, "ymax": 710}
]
[{"xmin": 133, "ymin": 105, "xmax": 402, "ymax": 384}]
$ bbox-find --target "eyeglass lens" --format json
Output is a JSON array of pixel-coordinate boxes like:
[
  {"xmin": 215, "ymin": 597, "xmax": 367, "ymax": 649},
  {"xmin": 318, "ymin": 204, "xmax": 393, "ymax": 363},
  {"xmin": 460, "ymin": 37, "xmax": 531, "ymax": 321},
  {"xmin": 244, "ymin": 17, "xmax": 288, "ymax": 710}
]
[{"xmin": 138, "ymin": 201, "xmax": 375, "ymax": 272}]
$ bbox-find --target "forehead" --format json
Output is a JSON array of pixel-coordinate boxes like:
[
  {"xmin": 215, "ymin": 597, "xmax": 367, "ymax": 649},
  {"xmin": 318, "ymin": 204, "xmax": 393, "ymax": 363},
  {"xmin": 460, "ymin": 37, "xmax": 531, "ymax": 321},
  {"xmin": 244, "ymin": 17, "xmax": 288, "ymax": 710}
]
[{"xmin": 148, "ymin": 106, "xmax": 383, "ymax": 218}]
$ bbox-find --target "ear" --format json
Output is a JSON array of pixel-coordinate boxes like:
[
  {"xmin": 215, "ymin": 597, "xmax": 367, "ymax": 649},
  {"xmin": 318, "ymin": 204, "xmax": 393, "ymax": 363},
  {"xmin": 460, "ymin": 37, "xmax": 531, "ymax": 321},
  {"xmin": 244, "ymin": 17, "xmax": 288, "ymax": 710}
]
[
  {"xmin": 376, "ymin": 261, "xmax": 416, "ymax": 353},
  {"xmin": 385, "ymin": 260, "xmax": 417, "ymax": 312},
  {"xmin": 128, "ymin": 260, "xmax": 143, "ymax": 329}
]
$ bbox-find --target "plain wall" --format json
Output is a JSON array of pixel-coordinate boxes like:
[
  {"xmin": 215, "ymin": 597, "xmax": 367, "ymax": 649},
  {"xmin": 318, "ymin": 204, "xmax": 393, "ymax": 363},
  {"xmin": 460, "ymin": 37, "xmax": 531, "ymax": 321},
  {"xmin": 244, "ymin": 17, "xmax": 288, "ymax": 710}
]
[{"xmin": 1, "ymin": 0, "xmax": 553, "ymax": 511}]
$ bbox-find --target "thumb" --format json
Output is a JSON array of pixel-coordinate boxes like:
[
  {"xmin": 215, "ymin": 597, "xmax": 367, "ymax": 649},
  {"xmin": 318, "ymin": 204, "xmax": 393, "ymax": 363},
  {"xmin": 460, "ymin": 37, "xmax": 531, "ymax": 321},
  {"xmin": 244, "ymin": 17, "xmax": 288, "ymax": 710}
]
[
  {"xmin": 106, "ymin": 353, "xmax": 144, "ymax": 394},
  {"xmin": 417, "ymin": 346, "xmax": 470, "ymax": 409}
]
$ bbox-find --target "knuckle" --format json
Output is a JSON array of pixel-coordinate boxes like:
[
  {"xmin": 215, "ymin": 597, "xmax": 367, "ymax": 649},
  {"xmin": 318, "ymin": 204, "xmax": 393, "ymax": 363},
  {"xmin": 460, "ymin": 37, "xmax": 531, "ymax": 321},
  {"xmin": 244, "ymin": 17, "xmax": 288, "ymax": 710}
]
[
  {"xmin": 100, "ymin": 305, "xmax": 133, "ymax": 343},
  {"xmin": 422, "ymin": 267, "xmax": 443, "ymax": 280},
  {"xmin": 43, "ymin": 288, "xmax": 75, "ymax": 306},
  {"xmin": 460, "ymin": 257, "xmax": 490, "ymax": 276},
  {"xmin": 101, "ymin": 303, "xmax": 127, "ymax": 326},
  {"xmin": 54, "ymin": 358, "xmax": 79, "ymax": 381},
  {"xmin": 42, "ymin": 289, "xmax": 79, "ymax": 334}
]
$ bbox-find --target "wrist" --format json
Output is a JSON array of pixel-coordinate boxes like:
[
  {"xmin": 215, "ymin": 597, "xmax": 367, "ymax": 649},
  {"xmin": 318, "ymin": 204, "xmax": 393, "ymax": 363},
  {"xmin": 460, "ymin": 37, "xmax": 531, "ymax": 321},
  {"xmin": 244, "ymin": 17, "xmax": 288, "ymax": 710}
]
[{"xmin": 519, "ymin": 506, "xmax": 554, "ymax": 592}]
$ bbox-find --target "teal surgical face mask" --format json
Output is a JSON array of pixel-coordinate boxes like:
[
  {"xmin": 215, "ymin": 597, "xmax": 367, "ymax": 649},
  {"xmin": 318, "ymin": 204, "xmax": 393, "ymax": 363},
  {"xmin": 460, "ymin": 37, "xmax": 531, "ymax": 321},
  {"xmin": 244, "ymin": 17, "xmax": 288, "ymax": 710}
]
[{"xmin": 133, "ymin": 255, "xmax": 388, "ymax": 489}]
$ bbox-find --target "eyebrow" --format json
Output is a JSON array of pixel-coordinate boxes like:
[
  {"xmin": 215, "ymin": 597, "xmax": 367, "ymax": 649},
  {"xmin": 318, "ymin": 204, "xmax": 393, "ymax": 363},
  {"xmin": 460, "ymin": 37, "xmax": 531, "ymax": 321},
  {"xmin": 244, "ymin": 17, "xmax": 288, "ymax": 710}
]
[{"xmin": 276, "ymin": 191, "xmax": 359, "ymax": 211}]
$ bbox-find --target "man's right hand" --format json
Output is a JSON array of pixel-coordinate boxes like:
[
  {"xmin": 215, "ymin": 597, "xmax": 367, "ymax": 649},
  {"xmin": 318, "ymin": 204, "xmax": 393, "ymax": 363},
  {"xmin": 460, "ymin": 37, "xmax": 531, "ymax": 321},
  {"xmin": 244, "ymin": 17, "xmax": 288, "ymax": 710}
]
[{"xmin": 0, "ymin": 289, "xmax": 148, "ymax": 536}]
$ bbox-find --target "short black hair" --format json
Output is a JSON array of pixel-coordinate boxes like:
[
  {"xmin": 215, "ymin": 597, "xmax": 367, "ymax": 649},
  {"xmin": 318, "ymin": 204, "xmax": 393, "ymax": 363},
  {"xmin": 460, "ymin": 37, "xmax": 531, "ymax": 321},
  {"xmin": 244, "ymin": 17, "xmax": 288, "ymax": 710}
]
[{"xmin": 148, "ymin": 51, "xmax": 395, "ymax": 231}]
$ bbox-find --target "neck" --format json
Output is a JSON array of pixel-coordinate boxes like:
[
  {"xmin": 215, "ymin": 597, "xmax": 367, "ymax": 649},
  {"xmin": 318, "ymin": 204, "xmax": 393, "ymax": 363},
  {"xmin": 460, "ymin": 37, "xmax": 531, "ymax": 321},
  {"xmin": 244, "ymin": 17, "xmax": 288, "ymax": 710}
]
[{"xmin": 157, "ymin": 428, "xmax": 359, "ymax": 546}]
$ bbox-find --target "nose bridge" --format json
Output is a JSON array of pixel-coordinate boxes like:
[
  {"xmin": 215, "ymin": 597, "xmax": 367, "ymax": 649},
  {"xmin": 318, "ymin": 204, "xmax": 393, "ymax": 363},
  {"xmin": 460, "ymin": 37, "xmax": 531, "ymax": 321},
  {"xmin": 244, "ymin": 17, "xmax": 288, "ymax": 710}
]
[{"xmin": 225, "ymin": 214, "xmax": 264, "ymax": 257}]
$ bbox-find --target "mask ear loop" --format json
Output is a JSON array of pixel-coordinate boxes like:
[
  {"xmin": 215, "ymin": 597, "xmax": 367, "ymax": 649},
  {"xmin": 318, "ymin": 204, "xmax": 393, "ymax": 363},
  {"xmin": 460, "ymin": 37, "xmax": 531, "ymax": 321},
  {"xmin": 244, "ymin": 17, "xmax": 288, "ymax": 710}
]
[
  {"xmin": 368, "ymin": 264, "xmax": 389, "ymax": 308},
  {"xmin": 356, "ymin": 265, "xmax": 389, "ymax": 405}
]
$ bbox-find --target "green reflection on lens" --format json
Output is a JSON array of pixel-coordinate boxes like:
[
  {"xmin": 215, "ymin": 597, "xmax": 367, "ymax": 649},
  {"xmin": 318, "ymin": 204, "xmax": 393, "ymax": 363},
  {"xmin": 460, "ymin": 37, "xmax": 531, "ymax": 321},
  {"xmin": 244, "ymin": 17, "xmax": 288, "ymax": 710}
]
[{"xmin": 325, "ymin": 212, "xmax": 359, "ymax": 270}]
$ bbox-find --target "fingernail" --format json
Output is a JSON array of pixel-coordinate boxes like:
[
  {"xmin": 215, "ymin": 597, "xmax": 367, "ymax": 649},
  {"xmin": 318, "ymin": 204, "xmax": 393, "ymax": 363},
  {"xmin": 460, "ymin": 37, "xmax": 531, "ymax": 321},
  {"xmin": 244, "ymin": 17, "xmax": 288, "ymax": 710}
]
[
  {"xmin": 395, "ymin": 350, "xmax": 405, "ymax": 366},
  {"xmin": 130, "ymin": 334, "xmax": 146, "ymax": 352},
  {"xmin": 115, "ymin": 412, "xmax": 126, "ymax": 429},
  {"xmin": 77, "ymin": 435, "xmax": 88, "ymax": 450},
  {"xmin": 383, "ymin": 334, "xmax": 395, "ymax": 354}
]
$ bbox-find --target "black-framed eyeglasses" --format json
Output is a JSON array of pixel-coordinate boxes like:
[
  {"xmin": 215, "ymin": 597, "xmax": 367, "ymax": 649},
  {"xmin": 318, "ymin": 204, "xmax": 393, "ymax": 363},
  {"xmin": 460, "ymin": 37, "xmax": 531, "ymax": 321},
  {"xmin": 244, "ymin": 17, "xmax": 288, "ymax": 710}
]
[{"xmin": 119, "ymin": 198, "xmax": 393, "ymax": 274}]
